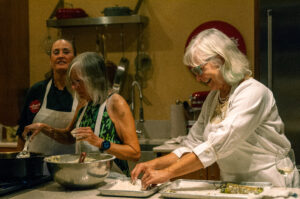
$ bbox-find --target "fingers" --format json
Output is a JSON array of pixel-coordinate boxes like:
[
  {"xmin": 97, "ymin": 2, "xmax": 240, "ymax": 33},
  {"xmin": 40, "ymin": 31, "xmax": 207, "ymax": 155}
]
[
  {"xmin": 22, "ymin": 123, "xmax": 44, "ymax": 141},
  {"xmin": 22, "ymin": 128, "xmax": 30, "ymax": 139},
  {"xmin": 71, "ymin": 127, "xmax": 93, "ymax": 140},
  {"xmin": 30, "ymin": 130, "xmax": 40, "ymax": 141},
  {"xmin": 131, "ymin": 163, "xmax": 145, "ymax": 181},
  {"xmin": 141, "ymin": 169, "xmax": 153, "ymax": 188},
  {"xmin": 22, "ymin": 126, "xmax": 33, "ymax": 139}
]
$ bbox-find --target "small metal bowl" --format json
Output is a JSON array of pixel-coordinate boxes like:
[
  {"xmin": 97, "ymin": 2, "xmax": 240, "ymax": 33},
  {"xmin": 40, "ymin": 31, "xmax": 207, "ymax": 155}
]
[{"xmin": 44, "ymin": 153, "xmax": 115, "ymax": 189}]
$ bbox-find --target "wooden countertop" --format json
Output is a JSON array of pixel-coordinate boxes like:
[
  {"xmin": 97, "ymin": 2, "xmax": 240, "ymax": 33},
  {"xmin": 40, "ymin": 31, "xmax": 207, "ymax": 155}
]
[{"xmin": 0, "ymin": 141, "xmax": 17, "ymax": 148}]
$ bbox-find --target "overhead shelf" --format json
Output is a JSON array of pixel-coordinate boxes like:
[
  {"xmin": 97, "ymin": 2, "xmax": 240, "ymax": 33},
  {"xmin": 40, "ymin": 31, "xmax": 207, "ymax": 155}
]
[{"xmin": 47, "ymin": 15, "xmax": 148, "ymax": 28}]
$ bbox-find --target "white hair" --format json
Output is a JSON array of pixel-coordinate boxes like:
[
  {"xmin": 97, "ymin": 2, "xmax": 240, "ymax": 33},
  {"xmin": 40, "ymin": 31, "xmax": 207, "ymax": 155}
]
[{"xmin": 183, "ymin": 28, "xmax": 252, "ymax": 85}]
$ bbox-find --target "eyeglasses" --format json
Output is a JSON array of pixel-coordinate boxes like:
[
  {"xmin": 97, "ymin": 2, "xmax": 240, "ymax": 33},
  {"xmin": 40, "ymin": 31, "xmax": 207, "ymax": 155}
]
[{"xmin": 190, "ymin": 63, "xmax": 206, "ymax": 76}]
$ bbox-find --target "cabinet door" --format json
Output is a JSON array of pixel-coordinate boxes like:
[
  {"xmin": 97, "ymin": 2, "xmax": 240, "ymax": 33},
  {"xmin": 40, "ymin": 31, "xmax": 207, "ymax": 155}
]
[
  {"xmin": 0, "ymin": 0, "xmax": 29, "ymax": 126},
  {"xmin": 258, "ymin": 0, "xmax": 300, "ymax": 164},
  {"xmin": 207, "ymin": 163, "xmax": 220, "ymax": 180}
]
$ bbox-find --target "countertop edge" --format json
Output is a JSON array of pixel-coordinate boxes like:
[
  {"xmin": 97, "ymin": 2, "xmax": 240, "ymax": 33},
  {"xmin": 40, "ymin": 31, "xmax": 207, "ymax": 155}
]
[{"xmin": 0, "ymin": 141, "xmax": 17, "ymax": 147}]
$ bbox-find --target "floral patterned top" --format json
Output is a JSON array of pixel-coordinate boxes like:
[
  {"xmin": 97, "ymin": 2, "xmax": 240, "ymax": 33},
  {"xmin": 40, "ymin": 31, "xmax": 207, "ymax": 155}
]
[{"xmin": 78, "ymin": 102, "xmax": 130, "ymax": 176}]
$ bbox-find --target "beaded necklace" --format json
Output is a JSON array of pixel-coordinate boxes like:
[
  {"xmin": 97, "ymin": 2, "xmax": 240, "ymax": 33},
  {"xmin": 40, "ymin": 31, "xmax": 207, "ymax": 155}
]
[{"xmin": 210, "ymin": 94, "xmax": 230, "ymax": 124}]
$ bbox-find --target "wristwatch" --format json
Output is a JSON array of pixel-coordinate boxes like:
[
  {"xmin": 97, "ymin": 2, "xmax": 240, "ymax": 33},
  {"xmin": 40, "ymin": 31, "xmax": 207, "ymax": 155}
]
[{"xmin": 100, "ymin": 140, "xmax": 111, "ymax": 152}]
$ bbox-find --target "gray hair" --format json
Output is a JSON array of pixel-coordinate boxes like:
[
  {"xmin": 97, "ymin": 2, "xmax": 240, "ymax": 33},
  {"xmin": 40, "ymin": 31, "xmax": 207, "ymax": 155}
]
[
  {"xmin": 68, "ymin": 52, "xmax": 109, "ymax": 105},
  {"xmin": 183, "ymin": 28, "xmax": 252, "ymax": 85}
]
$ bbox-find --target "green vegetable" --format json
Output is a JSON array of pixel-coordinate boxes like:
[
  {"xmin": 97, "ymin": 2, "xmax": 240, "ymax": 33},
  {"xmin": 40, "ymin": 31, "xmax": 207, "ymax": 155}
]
[{"xmin": 220, "ymin": 183, "xmax": 264, "ymax": 194}]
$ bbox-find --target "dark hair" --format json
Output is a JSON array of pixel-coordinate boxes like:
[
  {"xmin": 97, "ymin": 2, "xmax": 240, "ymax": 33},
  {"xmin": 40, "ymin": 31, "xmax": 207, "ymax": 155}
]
[
  {"xmin": 44, "ymin": 38, "xmax": 76, "ymax": 80},
  {"xmin": 49, "ymin": 38, "xmax": 77, "ymax": 57}
]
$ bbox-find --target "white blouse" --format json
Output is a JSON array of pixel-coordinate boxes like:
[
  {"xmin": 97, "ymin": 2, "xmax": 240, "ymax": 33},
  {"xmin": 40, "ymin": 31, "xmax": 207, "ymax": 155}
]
[{"xmin": 172, "ymin": 78, "xmax": 297, "ymax": 186}]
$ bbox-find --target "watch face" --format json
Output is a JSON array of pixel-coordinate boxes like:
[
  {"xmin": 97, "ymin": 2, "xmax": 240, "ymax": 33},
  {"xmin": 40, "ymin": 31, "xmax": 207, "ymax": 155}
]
[{"xmin": 102, "ymin": 140, "xmax": 111, "ymax": 150}]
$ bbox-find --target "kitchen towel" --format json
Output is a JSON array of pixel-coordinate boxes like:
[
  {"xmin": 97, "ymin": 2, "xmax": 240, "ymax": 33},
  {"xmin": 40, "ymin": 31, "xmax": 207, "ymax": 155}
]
[{"xmin": 170, "ymin": 104, "xmax": 187, "ymax": 138}]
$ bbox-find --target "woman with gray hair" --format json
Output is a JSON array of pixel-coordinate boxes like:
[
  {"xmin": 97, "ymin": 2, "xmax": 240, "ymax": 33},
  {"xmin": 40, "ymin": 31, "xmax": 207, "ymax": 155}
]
[
  {"xmin": 132, "ymin": 28, "xmax": 298, "ymax": 187},
  {"xmin": 23, "ymin": 52, "xmax": 140, "ymax": 176}
]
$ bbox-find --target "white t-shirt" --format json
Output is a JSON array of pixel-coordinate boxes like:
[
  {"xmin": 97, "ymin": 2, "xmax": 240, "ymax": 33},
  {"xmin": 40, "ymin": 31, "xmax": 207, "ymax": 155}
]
[{"xmin": 173, "ymin": 78, "xmax": 298, "ymax": 186}]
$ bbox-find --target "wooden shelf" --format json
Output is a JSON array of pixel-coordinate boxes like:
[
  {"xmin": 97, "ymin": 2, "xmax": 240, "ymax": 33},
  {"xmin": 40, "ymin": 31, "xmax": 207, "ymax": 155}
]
[{"xmin": 47, "ymin": 15, "xmax": 148, "ymax": 28}]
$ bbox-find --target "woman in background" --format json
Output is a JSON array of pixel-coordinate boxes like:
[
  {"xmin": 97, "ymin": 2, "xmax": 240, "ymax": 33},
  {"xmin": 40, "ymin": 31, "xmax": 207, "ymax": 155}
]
[
  {"xmin": 23, "ymin": 52, "xmax": 140, "ymax": 176},
  {"xmin": 17, "ymin": 38, "xmax": 81, "ymax": 155}
]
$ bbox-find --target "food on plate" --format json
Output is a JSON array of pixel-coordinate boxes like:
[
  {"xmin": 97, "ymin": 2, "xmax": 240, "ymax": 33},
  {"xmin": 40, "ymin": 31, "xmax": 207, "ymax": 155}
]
[
  {"xmin": 108, "ymin": 179, "xmax": 154, "ymax": 191},
  {"xmin": 220, "ymin": 183, "xmax": 264, "ymax": 194}
]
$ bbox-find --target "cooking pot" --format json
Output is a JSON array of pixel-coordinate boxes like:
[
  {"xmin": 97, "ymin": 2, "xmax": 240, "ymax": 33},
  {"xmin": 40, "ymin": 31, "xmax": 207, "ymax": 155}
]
[
  {"xmin": 0, "ymin": 151, "xmax": 45, "ymax": 180},
  {"xmin": 102, "ymin": 6, "xmax": 132, "ymax": 16},
  {"xmin": 55, "ymin": 8, "xmax": 88, "ymax": 19}
]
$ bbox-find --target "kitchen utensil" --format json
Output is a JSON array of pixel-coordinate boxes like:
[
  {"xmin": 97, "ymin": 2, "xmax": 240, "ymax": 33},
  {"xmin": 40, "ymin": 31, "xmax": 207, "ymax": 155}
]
[
  {"xmin": 112, "ymin": 65, "xmax": 126, "ymax": 93},
  {"xmin": 135, "ymin": 52, "xmax": 151, "ymax": 78},
  {"xmin": 55, "ymin": 8, "xmax": 88, "ymax": 19},
  {"xmin": 132, "ymin": 0, "xmax": 143, "ymax": 15},
  {"xmin": 112, "ymin": 27, "xmax": 129, "ymax": 93},
  {"xmin": 16, "ymin": 136, "xmax": 30, "ymax": 159},
  {"xmin": 102, "ymin": 0, "xmax": 144, "ymax": 16},
  {"xmin": 44, "ymin": 153, "xmax": 115, "ymax": 189},
  {"xmin": 0, "ymin": 151, "xmax": 45, "ymax": 179},
  {"xmin": 102, "ymin": 6, "xmax": 132, "ymax": 16},
  {"xmin": 190, "ymin": 91, "xmax": 209, "ymax": 110},
  {"xmin": 78, "ymin": 152, "xmax": 86, "ymax": 163},
  {"xmin": 183, "ymin": 101, "xmax": 192, "ymax": 120}
]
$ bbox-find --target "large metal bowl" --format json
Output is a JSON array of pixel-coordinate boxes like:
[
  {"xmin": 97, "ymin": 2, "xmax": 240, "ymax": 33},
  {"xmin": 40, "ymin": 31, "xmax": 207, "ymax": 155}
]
[{"xmin": 44, "ymin": 153, "xmax": 115, "ymax": 189}]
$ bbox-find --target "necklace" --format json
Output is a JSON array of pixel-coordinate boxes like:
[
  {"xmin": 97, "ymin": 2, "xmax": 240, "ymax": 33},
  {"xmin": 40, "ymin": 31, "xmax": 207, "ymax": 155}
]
[
  {"xmin": 211, "ymin": 95, "xmax": 230, "ymax": 124},
  {"xmin": 218, "ymin": 95, "xmax": 229, "ymax": 104}
]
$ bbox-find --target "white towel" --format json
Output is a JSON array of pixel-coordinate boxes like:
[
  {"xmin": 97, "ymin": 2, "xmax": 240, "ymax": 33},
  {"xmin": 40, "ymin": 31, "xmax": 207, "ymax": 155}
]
[
  {"xmin": 259, "ymin": 188, "xmax": 294, "ymax": 199},
  {"xmin": 164, "ymin": 136, "xmax": 187, "ymax": 144}
]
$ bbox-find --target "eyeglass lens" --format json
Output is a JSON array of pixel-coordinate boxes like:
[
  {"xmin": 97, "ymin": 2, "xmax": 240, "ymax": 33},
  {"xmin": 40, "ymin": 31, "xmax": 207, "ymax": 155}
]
[{"xmin": 191, "ymin": 65, "xmax": 203, "ymax": 76}]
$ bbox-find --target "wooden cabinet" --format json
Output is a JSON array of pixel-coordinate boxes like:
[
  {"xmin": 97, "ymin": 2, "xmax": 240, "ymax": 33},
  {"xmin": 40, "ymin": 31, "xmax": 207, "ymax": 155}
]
[
  {"xmin": 0, "ymin": 147, "xmax": 18, "ymax": 152},
  {"xmin": 0, "ymin": 0, "xmax": 29, "ymax": 126},
  {"xmin": 0, "ymin": 142, "xmax": 18, "ymax": 152},
  {"xmin": 156, "ymin": 152, "xmax": 220, "ymax": 181}
]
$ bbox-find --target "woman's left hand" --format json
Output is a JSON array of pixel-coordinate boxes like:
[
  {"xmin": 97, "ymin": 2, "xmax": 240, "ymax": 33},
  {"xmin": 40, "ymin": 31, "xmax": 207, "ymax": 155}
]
[
  {"xmin": 141, "ymin": 168, "xmax": 171, "ymax": 189},
  {"xmin": 71, "ymin": 127, "xmax": 102, "ymax": 148}
]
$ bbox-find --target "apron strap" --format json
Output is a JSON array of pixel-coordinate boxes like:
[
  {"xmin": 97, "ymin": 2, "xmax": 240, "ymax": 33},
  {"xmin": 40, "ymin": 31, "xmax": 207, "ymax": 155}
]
[
  {"xmin": 75, "ymin": 101, "xmax": 107, "ymax": 154},
  {"xmin": 71, "ymin": 93, "xmax": 78, "ymax": 112},
  {"xmin": 75, "ymin": 100, "xmax": 107, "ymax": 136},
  {"xmin": 76, "ymin": 105, "xmax": 87, "ymax": 128},
  {"xmin": 94, "ymin": 101, "xmax": 106, "ymax": 137},
  {"xmin": 41, "ymin": 79, "xmax": 52, "ymax": 109}
]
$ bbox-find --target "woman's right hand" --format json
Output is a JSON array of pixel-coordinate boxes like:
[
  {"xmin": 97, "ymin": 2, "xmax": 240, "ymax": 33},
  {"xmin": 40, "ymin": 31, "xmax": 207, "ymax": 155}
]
[
  {"xmin": 22, "ymin": 123, "xmax": 47, "ymax": 141},
  {"xmin": 131, "ymin": 161, "xmax": 154, "ymax": 183}
]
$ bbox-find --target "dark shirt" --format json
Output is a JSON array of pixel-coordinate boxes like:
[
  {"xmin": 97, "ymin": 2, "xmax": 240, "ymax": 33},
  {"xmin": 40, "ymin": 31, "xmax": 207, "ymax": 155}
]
[{"xmin": 16, "ymin": 79, "xmax": 74, "ymax": 136}]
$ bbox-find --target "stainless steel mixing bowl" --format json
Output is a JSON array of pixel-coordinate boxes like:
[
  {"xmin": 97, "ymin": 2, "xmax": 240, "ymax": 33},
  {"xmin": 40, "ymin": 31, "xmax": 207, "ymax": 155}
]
[{"xmin": 44, "ymin": 153, "xmax": 115, "ymax": 189}]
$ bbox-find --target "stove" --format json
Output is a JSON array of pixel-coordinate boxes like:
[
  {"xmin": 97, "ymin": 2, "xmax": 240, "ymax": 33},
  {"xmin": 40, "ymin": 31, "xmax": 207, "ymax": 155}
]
[{"xmin": 0, "ymin": 175, "xmax": 52, "ymax": 196}]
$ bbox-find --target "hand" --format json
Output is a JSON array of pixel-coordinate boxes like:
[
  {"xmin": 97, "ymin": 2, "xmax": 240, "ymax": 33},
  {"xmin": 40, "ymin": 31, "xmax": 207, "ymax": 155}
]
[
  {"xmin": 130, "ymin": 161, "xmax": 153, "ymax": 184},
  {"xmin": 141, "ymin": 168, "xmax": 171, "ymax": 189},
  {"xmin": 71, "ymin": 127, "xmax": 102, "ymax": 147},
  {"xmin": 22, "ymin": 123, "xmax": 46, "ymax": 141}
]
